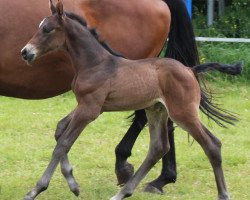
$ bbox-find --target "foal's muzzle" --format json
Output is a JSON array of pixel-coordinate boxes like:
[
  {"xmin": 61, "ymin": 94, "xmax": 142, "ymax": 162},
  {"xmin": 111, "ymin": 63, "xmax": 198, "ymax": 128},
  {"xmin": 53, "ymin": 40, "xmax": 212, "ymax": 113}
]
[
  {"xmin": 21, "ymin": 44, "xmax": 37, "ymax": 64},
  {"xmin": 21, "ymin": 48, "xmax": 35, "ymax": 63}
]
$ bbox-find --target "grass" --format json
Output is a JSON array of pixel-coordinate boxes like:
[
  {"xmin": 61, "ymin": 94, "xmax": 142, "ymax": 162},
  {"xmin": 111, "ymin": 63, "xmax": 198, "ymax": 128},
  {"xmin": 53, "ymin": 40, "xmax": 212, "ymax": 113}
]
[{"xmin": 0, "ymin": 81, "xmax": 249, "ymax": 200}]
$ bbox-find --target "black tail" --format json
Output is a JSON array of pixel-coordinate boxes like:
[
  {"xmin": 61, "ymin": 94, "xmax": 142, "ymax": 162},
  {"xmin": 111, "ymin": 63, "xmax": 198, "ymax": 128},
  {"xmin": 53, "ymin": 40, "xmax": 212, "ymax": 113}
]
[
  {"xmin": 163, "ymin": 0, "xmax": 239, "ymax": 127},
  {"xmin": 163, "ymin": 0, "xmax": 199, "ymax": 67},
  {"xmin": 193, "ymin": 62, "xmax": 243, "ymax": 127},
  {"xmin": 193, "ymin": 62, "xmax": 243, "ymax": 75}
]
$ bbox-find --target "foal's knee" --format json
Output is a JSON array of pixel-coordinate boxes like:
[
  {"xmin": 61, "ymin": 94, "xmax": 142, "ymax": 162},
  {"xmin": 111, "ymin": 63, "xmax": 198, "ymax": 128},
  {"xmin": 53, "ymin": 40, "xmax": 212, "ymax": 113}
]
[{"xmin": 55, "ymin": 120, "xmax": 69, "ymax": 141}]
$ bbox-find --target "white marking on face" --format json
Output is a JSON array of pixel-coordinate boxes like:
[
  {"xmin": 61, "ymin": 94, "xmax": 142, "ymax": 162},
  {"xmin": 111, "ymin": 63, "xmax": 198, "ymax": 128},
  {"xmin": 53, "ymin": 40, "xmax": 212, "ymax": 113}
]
[{"xmin": 39, "ymin": 18, "xmax": 46, "ymax": 28}]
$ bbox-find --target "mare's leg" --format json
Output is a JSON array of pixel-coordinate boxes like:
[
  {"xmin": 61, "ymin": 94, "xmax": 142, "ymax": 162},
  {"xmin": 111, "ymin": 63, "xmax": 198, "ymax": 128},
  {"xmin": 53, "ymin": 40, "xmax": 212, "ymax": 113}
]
[
  {"xmin": 173, "ymin": 116, "xmax": 229, "ymax": 200},
  {"xmin": 54, "ymin": 110, "xmax": 80, "ymax": 196},
  {"xmin": 111, "ymin": 103, "xmax": 169, "ymax": 200},
  {"xmin": 24, "ymin": 104, "xmax": 101, "ymax": 200},
  {"xmin": 144, "ymin": 119, "xmax": 177, "ymax": 194},
  {"xmin": 115, "ymin": 110, "xmax": 147, "ymax": 185}
]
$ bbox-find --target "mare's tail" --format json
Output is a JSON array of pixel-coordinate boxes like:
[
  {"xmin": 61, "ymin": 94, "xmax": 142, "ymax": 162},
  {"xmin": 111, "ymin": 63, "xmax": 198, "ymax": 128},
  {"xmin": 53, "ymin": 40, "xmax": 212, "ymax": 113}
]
[
  {"xmin": 193, "ymin": 62, "xmax": 243, "ymax": 127},
  {"xmin": 163, "ymin": 0, "xmax": 199, "ymax": 67},
  {"xmin": 163, "ymin": 0, "xmax": 239, "ymax": 127}
]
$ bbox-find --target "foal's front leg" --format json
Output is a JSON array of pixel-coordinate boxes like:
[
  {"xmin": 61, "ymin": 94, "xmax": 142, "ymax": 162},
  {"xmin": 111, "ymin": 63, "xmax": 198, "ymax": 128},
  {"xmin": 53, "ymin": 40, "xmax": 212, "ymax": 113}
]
[
  {"xmin": 55, "ymin": 110, "xmax": 80, "ymax": 196},
  {"xmin": 24, "ymin": 104, "xmax": 100, "ymax": 200},
  {"xmin": 144, "ymin": 119, "xmax": 177, "ymax": 194}
]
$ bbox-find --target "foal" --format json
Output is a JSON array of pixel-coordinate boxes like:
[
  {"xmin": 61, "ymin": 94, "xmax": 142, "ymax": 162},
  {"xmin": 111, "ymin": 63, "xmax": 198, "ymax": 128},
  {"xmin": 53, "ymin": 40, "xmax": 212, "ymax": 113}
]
[{"xmin": 21, "ymin": 1, "xmax": 235, "ymax": 200}]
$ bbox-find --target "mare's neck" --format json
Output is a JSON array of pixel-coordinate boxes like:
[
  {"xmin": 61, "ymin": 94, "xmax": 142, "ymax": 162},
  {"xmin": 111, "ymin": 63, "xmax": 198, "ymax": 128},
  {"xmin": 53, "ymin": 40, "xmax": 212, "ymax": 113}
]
[{"xmin": 64, "ymin": 18, "xmax": 113, "ymax": 72}]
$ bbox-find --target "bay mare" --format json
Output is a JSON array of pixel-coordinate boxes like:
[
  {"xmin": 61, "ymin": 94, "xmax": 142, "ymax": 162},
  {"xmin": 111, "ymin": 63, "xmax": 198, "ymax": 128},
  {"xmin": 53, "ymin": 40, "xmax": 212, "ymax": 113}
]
[
  {"xmin": 21, "ymin": 1, "xmax": 240, "ymax": 199},
  {"xmin": 0, "ymin": 0, "xmax": 203, "ymax": 193},
  {"xmin": 1, "ymin": 0, "xmax": 172, "ymax": 99}
]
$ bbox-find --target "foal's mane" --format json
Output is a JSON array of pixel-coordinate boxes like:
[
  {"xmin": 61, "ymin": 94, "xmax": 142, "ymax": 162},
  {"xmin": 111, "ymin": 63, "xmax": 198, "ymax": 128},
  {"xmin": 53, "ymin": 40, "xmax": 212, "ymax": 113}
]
[{"xmin": 65, "ymin": 12, "xmax": 124, "ymax": 58}]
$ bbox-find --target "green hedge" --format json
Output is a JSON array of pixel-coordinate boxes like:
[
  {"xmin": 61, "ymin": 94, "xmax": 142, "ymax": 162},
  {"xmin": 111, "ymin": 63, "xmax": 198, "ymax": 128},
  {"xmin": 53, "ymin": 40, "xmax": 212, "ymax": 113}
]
[{"xmin": 193, "ymin": 0, "xmax": 250, "ymax": 38}]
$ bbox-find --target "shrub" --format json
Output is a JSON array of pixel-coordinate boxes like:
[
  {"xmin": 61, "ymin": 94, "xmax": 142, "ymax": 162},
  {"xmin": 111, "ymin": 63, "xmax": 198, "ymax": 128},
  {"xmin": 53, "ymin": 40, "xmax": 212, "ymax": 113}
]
[{"xmin": 192, "ymin": 0, "xmax": 250, "ymax": 38}]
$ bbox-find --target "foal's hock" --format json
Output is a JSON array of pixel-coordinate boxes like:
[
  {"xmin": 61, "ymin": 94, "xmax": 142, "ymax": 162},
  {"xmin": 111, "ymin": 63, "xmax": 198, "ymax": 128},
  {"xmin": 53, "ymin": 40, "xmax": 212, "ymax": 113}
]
[{"xmin": 20, "ymin": 1, "xmax": 240, "ymax": 200}]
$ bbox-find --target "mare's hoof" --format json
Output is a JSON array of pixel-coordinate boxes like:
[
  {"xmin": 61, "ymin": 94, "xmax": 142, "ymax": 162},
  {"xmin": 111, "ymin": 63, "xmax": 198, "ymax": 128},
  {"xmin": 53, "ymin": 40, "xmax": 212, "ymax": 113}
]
[
  {"xmin": 116, "ymin": 162, "xmax": 134, "ymax": 186},
  {"xmin": 144, "ymin": 183, "xmax": 164, "ymax": 195}
]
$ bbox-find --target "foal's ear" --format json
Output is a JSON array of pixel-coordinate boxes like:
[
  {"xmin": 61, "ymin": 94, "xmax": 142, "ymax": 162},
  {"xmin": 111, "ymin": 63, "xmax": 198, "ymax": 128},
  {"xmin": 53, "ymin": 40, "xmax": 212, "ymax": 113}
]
[
  {"xmin": 49, "ymin": 0, "xmax": 56, "ymax": 14},
  {"xmin": 56, "ymin": 0, "xmax": 65, "ymax": 18}
]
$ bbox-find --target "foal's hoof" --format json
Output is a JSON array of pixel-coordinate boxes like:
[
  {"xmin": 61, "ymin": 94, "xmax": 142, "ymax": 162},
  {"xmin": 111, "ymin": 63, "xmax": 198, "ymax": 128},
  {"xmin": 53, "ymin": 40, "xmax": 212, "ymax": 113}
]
[
  {"xmin": 144, "ymin": 183, "xmax": 164, "ymax": 195},
  {"xmin": 217, "ymin": 197, "xmax": 230, "ymax": 200},
  {"xmin": 23, "ymin": 196, "xmax": 34, "ymax": 200},
  {"xmin": 71, "ymin": 185, "xmax": 80, "ymax": 196},
  {"xmin": 110, "ymin": 194, "xmax": 122, "ymax": 200},
  {"xmin": 217, "ymin": 194, "xmax": 230, "ymax": 200},
  {"xmin": 116, "ymin": 162, "xmax": 134, "ymax": 186}
]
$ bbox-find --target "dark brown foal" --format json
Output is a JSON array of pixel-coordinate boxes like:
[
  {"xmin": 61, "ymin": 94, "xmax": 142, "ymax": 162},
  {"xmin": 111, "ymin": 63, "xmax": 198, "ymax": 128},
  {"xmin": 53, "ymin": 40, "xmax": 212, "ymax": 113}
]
[{"xmin": 21, "ymin": 1, "xmax": 241, "ymax": 199}]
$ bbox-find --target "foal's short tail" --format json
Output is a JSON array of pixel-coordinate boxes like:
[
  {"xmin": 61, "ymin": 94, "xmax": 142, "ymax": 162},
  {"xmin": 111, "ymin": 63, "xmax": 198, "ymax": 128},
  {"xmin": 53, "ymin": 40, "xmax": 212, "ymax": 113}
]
[
  {"xmin": 193, "ymin": 62, "xmax": 243, "ymax": 127},
  {"xmin": 193, "ymin": 62, "xmax": 243, "ymax": 75}
]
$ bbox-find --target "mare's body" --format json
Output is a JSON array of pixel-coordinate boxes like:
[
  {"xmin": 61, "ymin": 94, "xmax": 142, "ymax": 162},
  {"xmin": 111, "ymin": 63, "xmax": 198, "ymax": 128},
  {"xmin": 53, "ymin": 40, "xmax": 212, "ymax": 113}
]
[{"xmin": 21, "ymin": 2, "xmax": 238, "ymax": 199}]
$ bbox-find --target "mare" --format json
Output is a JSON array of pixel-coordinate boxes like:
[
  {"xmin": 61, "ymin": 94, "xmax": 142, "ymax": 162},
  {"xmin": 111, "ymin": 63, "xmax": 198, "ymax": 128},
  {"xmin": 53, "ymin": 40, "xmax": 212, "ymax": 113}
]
[
  {"xmin": 21, "ymin": 1, "xmax": 240, "ymax": 199},
  {"xmin": 1, "ymin": 0, "xmax": 202, "ymax": 193}
]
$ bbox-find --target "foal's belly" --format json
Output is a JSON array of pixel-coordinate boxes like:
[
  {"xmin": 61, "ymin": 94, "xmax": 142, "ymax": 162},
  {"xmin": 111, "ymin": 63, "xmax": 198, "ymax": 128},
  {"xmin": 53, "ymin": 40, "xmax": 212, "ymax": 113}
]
[{"xmin": 102, "ymin": 65, "xmax": 161, "ymax": 111}]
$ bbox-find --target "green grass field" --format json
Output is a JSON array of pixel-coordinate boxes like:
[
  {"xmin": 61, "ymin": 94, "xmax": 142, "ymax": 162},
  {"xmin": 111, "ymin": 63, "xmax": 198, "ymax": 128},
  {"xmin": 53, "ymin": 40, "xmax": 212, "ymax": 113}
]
[{"xmin": 0, "ymin": 81, "xmax": 249, "ymax": 200}]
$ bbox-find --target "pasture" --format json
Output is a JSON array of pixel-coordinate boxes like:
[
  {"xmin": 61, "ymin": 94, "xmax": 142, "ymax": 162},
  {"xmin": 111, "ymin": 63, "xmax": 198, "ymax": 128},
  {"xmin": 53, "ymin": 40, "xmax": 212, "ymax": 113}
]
[{"xmin": 0, "ymin": 80, "xmax": 249, "ymax": 200}]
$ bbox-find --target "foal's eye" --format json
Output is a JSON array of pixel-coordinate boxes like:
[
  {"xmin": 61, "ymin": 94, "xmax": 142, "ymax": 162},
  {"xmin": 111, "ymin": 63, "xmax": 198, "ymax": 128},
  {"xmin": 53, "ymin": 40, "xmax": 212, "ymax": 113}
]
[{"xmin": 42, "ymin": 26, "xmax": 53, "ymax": 34}]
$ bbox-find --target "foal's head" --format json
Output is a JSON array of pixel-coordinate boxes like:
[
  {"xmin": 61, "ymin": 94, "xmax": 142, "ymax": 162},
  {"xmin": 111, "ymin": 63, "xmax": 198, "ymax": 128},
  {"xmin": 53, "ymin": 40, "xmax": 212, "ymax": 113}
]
[{"xmin": 21, "ymin": 0, "xmax": 66, "ymax": 64}]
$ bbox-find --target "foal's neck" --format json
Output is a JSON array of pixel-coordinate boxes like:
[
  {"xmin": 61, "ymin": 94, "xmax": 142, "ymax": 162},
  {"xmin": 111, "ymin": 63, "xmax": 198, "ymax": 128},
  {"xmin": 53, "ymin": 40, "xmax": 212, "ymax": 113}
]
[{"xmin": 64, "ymin": 18, "xmax": 115, "ymax": 72}]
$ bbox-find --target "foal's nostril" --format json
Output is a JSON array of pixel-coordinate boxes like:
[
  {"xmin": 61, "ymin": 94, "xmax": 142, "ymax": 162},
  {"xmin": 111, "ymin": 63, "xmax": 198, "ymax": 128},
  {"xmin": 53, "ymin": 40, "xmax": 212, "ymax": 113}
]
[
  {"xmin": 21, "ymin": 48, "xmax": 28, "ymax": 59},
  {"xmin": 27, "ymin": 53, "xmax": 35, "ymax": 62}
]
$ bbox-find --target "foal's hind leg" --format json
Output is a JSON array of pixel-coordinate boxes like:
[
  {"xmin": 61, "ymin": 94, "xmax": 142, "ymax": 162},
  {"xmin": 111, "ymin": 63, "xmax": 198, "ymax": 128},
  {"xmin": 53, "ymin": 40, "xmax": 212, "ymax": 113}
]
[
  {"xmin": 54, "ymin": 110, "xmax": 80, "ymax": 196},
  {"xmin": 173, "ymin": 116, "xmax": 230, "ymax": 200},
  {"xmin": 111, "ymin": 103, "xmax": 169, "ymax": 200},
  {"xmin": 144, "ymin": 119, "xmax": 177, "ymax": 194}
]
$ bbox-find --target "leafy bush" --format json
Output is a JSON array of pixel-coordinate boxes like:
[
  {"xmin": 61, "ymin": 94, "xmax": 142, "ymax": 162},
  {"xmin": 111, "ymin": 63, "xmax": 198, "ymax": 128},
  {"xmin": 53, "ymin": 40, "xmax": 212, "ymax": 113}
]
[{"xmin": 192, "ymin": 0, "xmax": 250, "ymax": 38}]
